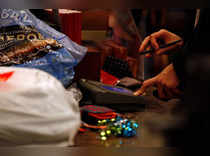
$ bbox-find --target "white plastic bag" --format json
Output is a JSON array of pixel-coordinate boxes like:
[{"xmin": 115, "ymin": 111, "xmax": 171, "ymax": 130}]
[{"xmin": 0, "ymin": 67, "xmax": 81, "ymax": 146}]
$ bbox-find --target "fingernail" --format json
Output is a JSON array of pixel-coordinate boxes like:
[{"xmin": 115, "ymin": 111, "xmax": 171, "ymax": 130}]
[
  {"xmin": 133, "ymin": 92, "xmax": 138, "ymax": 96},
  {"xmin": 134, "ymin": 92, "xmax": 140, "ymax": 96},
  {"xmin": 133, "ymin": 93, "xmax": 138, "ymax": 96},
  {"xmin": 134, "ymin": 91, "xmax": 143, "ymax": 96}
]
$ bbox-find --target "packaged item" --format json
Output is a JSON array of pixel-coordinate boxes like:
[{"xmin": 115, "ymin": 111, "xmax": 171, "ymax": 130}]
[{"xmin": 0, "ymin": 9, "xmax": 87, "ymax": 87}]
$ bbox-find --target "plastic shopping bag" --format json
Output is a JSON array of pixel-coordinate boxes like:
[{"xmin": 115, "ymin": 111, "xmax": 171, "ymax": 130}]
[
  {"xmin": 0, "ymin": 67, "xmax": 81, "ymax": 146},
  {"xmin": 0, "ymin": 9, "xmax": 87, "ymax": 87}
]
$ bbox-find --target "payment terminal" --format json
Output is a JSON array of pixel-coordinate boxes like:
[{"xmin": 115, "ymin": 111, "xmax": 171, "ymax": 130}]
[{"xmin": 78, "ymin": 79, "xmax": 152, "ymax": 112}]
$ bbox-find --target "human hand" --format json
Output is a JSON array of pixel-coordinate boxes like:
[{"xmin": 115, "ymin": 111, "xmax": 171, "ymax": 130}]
[
  {"xmin": 139, "ymin": 29, "xmax": 183, "ymax": 58},
  {"xmin": 134, "ymin": 64, "xmax": 182, "ymax": 99}
]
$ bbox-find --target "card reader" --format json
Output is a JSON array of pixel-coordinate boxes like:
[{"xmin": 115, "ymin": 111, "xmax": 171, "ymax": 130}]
[{"xmin": 78, "ymin": 79, "xmax": 154, "ymax": 112}]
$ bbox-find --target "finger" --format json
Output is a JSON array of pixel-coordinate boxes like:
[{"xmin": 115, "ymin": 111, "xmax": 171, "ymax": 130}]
[
  {"xmin": 134, "ymin": 78, "xmax": 156, "ymax": 96},
  {"xmin": 164, "ymin": 87, "xmax": 174, "ymax": 99},
  {"xmin": 157, "ymin": 84, "xmax": 167, "ymax": 99},
  {"xmin": 145, "ymin": 45, "xmax": 153, "ymax": 58},
  {"xmin": 139, "ymin": 36, "xmax": 151, "ymax": 52},
  {"xmin": 133, "ymin": 89, "xmax": 143, "ymax": 96},
  {"xmin": 152, "ymin": 29, "xmax": 166, "ymax": 39},
  {"xmin": 140, "ymin": 78, "xmax": 157, "ymax": 94},
  {"xmin": 155, "ymin": 42, "xmax": 182, "ymax": 55},
  {"xmin": 150, "ymin": 35, "xmax": 159, "ymax": 50}
]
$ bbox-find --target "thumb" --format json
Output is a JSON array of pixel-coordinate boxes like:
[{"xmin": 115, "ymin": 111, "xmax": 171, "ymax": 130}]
[{"xmin": 134, "ymin": 77, "xmax": 157, "ymax": 96}]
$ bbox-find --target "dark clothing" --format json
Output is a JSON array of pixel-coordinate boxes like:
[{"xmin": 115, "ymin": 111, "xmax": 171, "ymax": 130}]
[
  {"xmin": 173, "ymin": 9, "xmax": 210, "ymax": 88},
  {"xmin": 168, "ymin": 9, "xmax": 210, "ymax": 154}
]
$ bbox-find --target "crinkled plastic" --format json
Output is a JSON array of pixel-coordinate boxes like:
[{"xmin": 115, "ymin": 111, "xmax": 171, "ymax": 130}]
[
  {"xmin": 0, "ymin": 9, "xmax": 87, "ymax": 87},
  {"xmin": 0, "ymin": 67, "xmax": 81, "ymax": 146}
]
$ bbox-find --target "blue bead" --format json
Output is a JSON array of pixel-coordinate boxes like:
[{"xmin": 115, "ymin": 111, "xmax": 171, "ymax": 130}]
[
  {"xmin": 133, "ymin": 123, "xmax": 139, "ymax": 128},
  {"xmin": 128, "ymin": 127, "xmax": 132, "ymax": 131},
  {"xmin": 127, "ymin": 122, "xmax": 131, "ymax": 126},
  {"xmin": 122, "ymin": 124, "xmax": 126, "ymax": 129},
  {"xmin": 123, "ymin": 130, "xmax": 128, "ymax": 136},
  {"xmin": 132, "ymin": 130, "xmax": 137, "ymax": 136},
  {"xmin": 116, "ymin": 116, "xmax": 122, "ymax": 121}
]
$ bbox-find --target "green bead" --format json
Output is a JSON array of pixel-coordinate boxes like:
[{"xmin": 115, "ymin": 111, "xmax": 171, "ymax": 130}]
[
  {"xmin": 116, "ymin": 128, "xmax": 122, "ymax": 134},
  {"xmin": 117, "ymin": 131, "xmax": 122, "ymax": 134},
  {"xmin": 111, "ymin": 118, "xmax": 116, "ymax": 122},
  {"xmin": 100, "ymin": 131, "xmax": 106, "ymax": 136},
  {"xmin": 117, "ymin": 127, "xmax": 122, "ymax": 131},
  {"xmin": 102, "ymin": 120, "xmax": 107, "ymax": 123},
  {"xmin": 106, "ymin": 130, "xmax": 111, "ymax": 135},
  {"xmin": 111, "ymin": 127, "xmax": 116, "ymax": 131},
  {"xmin": 98, "ymin": 120, "xmax": 102, "ymax": 124},
  {"xmin": 101, "ymin": 136, "xmax": 107, "ymax": 141}
]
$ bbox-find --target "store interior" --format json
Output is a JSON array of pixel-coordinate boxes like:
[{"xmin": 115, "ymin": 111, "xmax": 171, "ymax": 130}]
[{"xmin": 0, "ymin": 9, "xmax": 208, "ymax": 155}]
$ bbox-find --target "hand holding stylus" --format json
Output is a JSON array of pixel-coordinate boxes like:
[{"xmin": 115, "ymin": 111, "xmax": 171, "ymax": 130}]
[{"xmin": 139, "ymin": 29, "xmax": 184, "ymax": 58}]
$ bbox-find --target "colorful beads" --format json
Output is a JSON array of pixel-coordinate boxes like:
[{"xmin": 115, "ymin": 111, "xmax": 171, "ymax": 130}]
[
  {"xmin": 111, "ymin": 118, "xmax": 116, "ymax": 122},
  {"xmin": 101, "ymin": 136, "xmax": 107, "ymax": 141},
  {"xmin": 100, "ymin": 131, "xmax": 106, "ymax": 137},
  {"xmin": 106, "ymin": 130, "xmax": 111, "ymax": 135},
  {"xmin": 102, "ymin": 120, "xmax": 107, "ymax": 123},
  {"xmin": 98, "ymin": 115, "xmax": 139, "ymax": 141}
]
